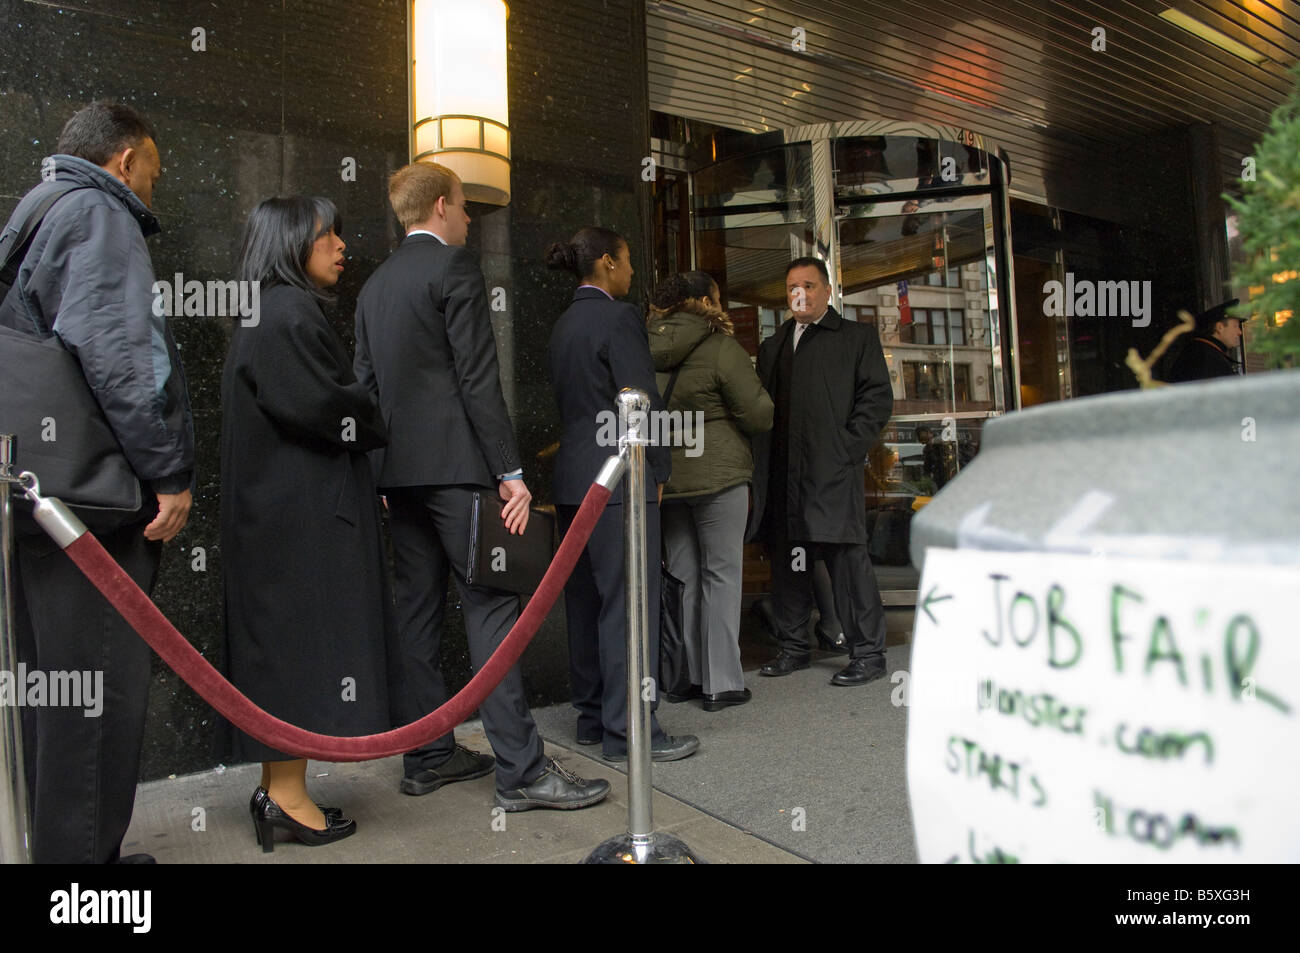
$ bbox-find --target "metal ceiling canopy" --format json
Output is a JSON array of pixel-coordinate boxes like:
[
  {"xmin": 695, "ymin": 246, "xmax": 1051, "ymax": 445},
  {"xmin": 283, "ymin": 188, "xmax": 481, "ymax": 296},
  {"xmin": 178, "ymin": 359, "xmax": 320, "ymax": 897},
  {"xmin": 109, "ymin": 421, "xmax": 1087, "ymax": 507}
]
[{"xmin": 647, "ymin": 0, "xmax": 1296, "ymax": 209}]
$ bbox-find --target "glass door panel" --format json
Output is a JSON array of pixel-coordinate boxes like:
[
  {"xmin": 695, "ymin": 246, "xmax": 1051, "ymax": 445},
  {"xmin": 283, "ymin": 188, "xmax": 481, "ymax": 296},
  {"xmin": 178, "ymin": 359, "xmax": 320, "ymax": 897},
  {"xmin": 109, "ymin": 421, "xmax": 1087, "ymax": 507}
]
[
  {"xmin": 694, "ymin": 143, "xmax": 815, "ymax": 356},
  {"xmin": 681, "ymin": 126, "xmax": 1015, "ymax": 591},
  {"xmin": 834, "ymin": 193, "xmax": 1001, "ymax": 502}
]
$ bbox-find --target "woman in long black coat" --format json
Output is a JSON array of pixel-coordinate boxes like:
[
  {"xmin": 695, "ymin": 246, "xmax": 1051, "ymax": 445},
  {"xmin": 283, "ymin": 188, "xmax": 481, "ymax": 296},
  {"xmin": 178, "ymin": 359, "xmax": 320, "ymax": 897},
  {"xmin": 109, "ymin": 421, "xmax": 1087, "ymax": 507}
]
[{"xmin": 220, "ymin": 196, "xmax": 394, "ymax": 851}]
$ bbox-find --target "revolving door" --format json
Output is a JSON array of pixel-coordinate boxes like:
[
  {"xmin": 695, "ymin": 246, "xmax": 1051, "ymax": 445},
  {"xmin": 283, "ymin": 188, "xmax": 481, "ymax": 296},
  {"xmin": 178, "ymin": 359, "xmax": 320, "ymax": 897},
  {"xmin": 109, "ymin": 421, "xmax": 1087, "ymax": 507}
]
[{"xmin": 680, "ymin": 121, "xmax": 1018, "ymax": 598}]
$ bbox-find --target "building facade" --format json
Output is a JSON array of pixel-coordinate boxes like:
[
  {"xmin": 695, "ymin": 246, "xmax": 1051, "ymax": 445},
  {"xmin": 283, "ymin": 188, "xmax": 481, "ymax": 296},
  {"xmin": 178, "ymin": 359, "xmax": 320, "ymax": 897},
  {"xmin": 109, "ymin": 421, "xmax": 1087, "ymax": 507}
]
[{"xmin": 0, "ymin": 0, "xmax": 1288, "ymax": 778}]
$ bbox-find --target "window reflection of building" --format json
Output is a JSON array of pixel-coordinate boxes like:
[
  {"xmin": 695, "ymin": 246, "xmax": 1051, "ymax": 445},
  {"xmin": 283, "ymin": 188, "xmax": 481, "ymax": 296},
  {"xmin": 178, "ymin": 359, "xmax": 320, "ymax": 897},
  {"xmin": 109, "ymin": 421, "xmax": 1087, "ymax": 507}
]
[
  {"xmin": 839, "ymin": 260, "xmax": 992, "ymax": 413},
  {"xmin": 901, "ymin": 308, "xmax": 965, "ymax": 345},
  {"xmin": 924, "ymin": 267, "xmax": 960, "ymax": 288},
  {"xmin": 903, "ymin": 361, "xmax": 972, "ymax": 401}
]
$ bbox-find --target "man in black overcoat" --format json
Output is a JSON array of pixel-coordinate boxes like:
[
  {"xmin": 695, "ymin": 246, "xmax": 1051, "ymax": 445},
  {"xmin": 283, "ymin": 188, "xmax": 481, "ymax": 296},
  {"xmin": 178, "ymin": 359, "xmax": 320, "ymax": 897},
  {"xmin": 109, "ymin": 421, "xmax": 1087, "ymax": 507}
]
[
  {"xmin": 746, "ymin": 257, "xmax": 895, "ymax": 686},
  {"xmin": 1166, "ymin": 299, "xmax": 1244, "ymax": 383},
  {"xmin": 354, "ymin": 163, "xmax": 608, "ymax": 812}
]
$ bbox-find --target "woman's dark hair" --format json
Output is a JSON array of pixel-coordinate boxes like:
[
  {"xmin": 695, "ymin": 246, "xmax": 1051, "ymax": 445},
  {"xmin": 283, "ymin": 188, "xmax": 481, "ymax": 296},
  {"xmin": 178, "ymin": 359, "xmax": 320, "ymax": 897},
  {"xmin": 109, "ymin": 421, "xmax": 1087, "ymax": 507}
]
[
  {"xmin": 648, "ymin": 270, "xmax": 733, "ymax": 334},
  {"xmin": 57, "ymin": 101, "xmax": 158, "ymax": 165},
  {"xmin": 238, "ymin": 196, "xmax": 343, "ymax": 304},
  {"xmin": 544, "ymin": 226, "xmax": 626, "ymax": 279},
  {"xmin": 649, "ymin": 271, "xmax": 717, "ymax": 313}
]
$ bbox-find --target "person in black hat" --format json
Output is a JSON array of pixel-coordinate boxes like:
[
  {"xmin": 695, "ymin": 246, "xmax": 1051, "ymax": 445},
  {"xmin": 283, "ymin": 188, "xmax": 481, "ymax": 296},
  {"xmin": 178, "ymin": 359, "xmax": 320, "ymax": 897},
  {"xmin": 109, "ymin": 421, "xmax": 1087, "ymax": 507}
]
[{"xmin": 1166, "ymin": 298, "xmax": 1244, "ymax": 382}]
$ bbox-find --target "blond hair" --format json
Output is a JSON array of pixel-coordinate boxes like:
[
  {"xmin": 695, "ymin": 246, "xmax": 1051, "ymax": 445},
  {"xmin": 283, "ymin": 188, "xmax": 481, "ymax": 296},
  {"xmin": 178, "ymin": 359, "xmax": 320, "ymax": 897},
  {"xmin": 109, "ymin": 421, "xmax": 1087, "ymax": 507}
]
[{"xmin": 388, "ymin": 162, "xmax": 460, "ymax": 230}]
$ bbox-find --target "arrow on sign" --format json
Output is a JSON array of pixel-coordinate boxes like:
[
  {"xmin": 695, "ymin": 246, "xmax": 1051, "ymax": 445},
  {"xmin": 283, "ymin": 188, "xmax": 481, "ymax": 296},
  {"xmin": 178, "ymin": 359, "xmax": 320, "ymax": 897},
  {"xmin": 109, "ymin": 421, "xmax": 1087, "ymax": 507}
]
[
  {"xmin": 1042, "ymin": 490, "xmax": 1114, "ymax": 552},
  {"xmin": 920, "ymin": 584, "xmax": 953, "ymax": 625}
]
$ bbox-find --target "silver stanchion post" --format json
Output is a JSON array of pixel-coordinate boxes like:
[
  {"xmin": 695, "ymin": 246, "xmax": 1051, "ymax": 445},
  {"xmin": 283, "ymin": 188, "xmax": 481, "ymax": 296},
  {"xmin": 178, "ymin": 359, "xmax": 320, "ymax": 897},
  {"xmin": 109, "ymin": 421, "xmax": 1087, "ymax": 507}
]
[
  {"xmin": 0, "ymin": 434, "xmax": 33, "ymax": 863},
  {"xmin": 585, "ymin": 390, "xmax": 701, "ymax": 864}
]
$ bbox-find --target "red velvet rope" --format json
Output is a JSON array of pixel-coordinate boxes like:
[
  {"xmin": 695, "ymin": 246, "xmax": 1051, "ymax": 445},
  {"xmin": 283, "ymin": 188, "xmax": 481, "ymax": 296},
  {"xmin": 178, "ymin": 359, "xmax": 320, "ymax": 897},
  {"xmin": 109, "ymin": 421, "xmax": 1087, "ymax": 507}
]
[{"xmin": 57, "ymin": 483, "xmax": 612, "ymax": 761}]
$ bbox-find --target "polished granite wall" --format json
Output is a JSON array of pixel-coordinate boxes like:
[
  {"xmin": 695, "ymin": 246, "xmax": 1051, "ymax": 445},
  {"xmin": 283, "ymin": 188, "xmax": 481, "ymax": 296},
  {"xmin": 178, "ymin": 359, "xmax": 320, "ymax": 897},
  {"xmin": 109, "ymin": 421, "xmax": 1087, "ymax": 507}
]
[{"xmin": 0, "ymin": 0, "xmax": 651, "ymax": 780}]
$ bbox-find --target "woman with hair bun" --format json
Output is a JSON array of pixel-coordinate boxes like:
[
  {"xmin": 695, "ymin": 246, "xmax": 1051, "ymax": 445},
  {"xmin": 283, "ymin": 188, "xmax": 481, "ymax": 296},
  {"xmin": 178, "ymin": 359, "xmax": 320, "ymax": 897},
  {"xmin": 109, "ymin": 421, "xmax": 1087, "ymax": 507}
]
[
  {"xmin": 545, "ymin": 227, "xmax": 699, "ymax": 763},
  {"xmin": 648, "ymin": 272, "xmax": 772, "ymax": 711}
]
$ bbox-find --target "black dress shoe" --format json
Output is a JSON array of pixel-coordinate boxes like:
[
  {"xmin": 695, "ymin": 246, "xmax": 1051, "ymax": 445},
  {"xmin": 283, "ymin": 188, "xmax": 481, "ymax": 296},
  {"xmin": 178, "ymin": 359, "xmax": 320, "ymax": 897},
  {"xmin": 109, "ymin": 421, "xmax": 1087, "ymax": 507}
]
[
  {"xmin": 663, "ymin": 683, "xmax": 703, "ymax": 703},
  {"xmin": 111, "ymin": 853, "xmax": 156, "ymax": 864},
  {"xmin": 494, "ymin": 757, "xmax": 611, "ymax": 812},
  {"xmin": 250, "ymin": 786, "xmax": 341, "ymax": 823},
  {"xmin": 603, "ymin": 734, "xmax": 700, "ymax": 763},
  {"xmin": 253, "ymin": 792, "xmax": 356, "ymax": 853},
  {"xmin": 831, "ymin": 657, "xmax": 888, "ymax": 686},
  {"xmin": 575, "ymin": 730, "xmax": 602, "ymax": 746},
  {"xmin": 759, "ymin": 652, "xmax": 810, "ymax": 677},
  {"xmin": 814, "ymin": 626, "xmax": 849, "ymax": 655},
  {"xmin": 401, "ymin": 744, "xmax": 496, "ymax": 795},
  {"xmin": 703, "ymin": 688, "xmax": 751, "ymax": 711}
]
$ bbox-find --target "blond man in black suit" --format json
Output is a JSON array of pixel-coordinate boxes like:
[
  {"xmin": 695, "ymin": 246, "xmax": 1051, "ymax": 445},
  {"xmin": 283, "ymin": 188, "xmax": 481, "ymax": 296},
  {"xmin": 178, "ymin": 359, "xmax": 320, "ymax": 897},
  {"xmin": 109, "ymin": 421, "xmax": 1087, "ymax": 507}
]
[{"xmin": 355, "ymin": 163, "xmax": 608, "ymax": 812}]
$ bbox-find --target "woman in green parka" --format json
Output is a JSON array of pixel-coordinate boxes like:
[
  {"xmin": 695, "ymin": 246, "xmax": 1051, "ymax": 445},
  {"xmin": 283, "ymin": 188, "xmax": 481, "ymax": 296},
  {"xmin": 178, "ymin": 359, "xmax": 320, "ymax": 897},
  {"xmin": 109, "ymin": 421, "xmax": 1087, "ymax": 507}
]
[{"xmin": 648, "ymin": 272, "xmax": 774, "ymax": 710}]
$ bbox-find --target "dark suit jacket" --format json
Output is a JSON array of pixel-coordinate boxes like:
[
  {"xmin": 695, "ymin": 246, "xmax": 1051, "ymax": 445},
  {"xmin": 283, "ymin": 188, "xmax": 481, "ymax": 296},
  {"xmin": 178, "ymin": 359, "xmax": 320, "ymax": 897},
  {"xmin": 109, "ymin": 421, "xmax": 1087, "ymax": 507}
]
[
  {"xmin": 548, "ymin": 286, "xmax": 671, "ymax": 506},
  {"xmin": 746, "ymin": 306, "xmax": 893, "ymax": 544},
  {"xmin": 354, "ymin": 234, "xmax": 520, "ymax": 489}
]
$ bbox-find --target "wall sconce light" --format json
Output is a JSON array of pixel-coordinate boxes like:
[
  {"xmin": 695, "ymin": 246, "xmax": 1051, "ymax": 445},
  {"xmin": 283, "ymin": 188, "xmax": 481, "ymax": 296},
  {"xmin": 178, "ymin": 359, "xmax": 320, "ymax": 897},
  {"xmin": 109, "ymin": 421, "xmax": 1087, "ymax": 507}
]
[{"xmin": 409, "ymin": 0, "xmax": 511, "ymax": 205}]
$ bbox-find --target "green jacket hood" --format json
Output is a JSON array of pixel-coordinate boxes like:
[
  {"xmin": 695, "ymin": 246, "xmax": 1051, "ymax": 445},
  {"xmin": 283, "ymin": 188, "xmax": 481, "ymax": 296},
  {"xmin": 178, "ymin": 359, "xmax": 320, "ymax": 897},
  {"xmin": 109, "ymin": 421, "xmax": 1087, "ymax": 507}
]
[{"xmin": 648, "ymin": 310, "xmax": 721, "ymax": 370}]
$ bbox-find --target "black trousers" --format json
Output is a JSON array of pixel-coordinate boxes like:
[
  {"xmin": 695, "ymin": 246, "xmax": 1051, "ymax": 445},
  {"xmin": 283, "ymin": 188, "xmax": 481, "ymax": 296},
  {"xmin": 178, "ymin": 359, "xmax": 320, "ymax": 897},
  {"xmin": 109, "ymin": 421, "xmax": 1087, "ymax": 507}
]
[
  {"xmin": 386, "ymin": 485, "xmax": 545, "ymax": 791},
  {"xmin": 14, "ymin": 520, "xmax": 160, "ymax": 864},
  {"xmin": 767, "ymin": 528, "xmax": 887, "ymax": 664},
  {"xmin": 557, "ymin": 501, "xmax": 665, "ymax": 758}
]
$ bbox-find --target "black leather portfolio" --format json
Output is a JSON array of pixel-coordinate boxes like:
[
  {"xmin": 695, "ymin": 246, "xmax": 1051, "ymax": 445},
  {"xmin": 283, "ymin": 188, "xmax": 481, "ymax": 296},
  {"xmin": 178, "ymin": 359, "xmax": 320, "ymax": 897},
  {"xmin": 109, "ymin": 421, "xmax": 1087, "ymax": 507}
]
[{"xmin": 465, "ymin": 492, "xmax": 557, "ymax": 595}]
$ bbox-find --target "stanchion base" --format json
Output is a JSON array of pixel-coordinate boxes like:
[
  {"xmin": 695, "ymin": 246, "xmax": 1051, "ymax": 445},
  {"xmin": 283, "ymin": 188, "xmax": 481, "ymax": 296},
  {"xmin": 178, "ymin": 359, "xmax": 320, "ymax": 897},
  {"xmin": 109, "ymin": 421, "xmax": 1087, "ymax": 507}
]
[{"xmin": 581, "ymin": 832, "xmax": 705, "ymax": 864}]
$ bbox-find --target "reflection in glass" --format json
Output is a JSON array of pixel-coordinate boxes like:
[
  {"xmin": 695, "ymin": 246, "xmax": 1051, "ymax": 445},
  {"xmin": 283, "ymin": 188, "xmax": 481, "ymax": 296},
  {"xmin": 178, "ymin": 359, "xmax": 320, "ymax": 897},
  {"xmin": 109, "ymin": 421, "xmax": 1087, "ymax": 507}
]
[
  {"xmin": 686, "ymin": 130, "xmax": 1009, "ymax": 584},
  {"xmin": 693, "ymin": 143, "xmax": 816, "ymax": 356},
  {"xmin": 834, "ymin": 201, "xmax": 997, "ymax": 504}
]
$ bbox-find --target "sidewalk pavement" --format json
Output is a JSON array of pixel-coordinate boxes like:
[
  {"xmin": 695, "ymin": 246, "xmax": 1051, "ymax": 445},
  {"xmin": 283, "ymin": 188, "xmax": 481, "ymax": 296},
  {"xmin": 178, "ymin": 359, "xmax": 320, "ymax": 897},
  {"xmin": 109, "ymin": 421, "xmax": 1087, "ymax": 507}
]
[
  {"xmin": 125, "ymin": 610, "xmax": 916, "ymax": 864},
  {"xmin": 533, "ymin": 643, "xmax": 917, "ymax": 864},
  {"xmin": 123, "ymin": 723, "xmax": 802, "ymax": 864}
]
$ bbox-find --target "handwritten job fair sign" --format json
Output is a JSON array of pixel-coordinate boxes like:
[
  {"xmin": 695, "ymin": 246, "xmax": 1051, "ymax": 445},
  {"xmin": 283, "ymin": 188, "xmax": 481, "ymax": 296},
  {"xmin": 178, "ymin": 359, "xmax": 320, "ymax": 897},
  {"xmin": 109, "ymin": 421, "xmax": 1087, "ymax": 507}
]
[{"xmin": 906, "ymin": 548, "xmax": 1299, "ymax": 863}]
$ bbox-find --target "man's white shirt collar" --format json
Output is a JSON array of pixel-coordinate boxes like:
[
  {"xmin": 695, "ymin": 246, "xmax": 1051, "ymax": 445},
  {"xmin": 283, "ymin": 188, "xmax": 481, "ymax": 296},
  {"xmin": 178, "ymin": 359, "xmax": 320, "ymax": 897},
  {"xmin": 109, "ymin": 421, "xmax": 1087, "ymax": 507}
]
[
  {"xmin": 793, "ymin": 310, "xmax": 827, "ymax": 350},
  {"xmin": 408, "ymin": 229, "xmax": 446, "ymax": 244}
]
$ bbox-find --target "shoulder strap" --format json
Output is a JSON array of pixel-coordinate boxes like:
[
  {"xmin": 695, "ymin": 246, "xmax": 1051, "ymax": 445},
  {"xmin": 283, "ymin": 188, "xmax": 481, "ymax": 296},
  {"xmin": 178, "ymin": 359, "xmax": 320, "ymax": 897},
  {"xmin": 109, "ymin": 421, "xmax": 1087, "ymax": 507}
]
[
  {"xmin": 661, "ymin": 332, "xmax": 710, "ymax": 407},
  {"xmin": 0, "ymin": 185, "xmax": 90, "ymax": 287}
]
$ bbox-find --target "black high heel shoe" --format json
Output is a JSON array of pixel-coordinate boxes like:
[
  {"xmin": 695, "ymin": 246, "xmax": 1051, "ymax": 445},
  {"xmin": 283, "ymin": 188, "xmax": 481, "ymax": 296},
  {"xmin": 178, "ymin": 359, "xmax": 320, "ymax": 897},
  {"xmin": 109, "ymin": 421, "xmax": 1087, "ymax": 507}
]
[
  {"xmin": 249, "ymin": 786, "xmax": 342, "ymax": 824},
  {"xmin": 252, "ymin": 790, "xmax": 356, "ymax": 853}
]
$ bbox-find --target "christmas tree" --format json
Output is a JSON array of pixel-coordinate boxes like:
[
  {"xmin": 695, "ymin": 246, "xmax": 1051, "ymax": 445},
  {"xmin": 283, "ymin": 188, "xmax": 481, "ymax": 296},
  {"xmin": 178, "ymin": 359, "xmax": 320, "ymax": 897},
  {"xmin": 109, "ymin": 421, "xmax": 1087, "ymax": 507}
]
[{"xmin": 1226, "ymin": 61, "xmax": 1300, "ymax": 368}]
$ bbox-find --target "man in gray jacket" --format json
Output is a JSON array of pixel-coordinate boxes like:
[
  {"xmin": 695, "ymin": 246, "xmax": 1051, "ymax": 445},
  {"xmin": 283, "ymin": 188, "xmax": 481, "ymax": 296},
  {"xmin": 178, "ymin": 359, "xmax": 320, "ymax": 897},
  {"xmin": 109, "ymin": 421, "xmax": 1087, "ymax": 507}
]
[{"xmin": 0, "ymin": 102, "xmax": 194, "ymax": 862}]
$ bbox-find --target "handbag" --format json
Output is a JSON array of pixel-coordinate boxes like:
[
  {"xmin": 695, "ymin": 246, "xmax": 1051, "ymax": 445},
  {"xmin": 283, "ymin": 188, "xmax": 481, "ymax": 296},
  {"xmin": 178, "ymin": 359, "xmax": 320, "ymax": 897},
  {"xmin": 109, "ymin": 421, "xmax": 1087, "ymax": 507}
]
[
  {"xmin": 0, "ymin": 186, "xmax": 143, "ymax": 532},
  {"xmin": 658, "ymin": 564, "xmax": 691, "ymax": 697}
]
